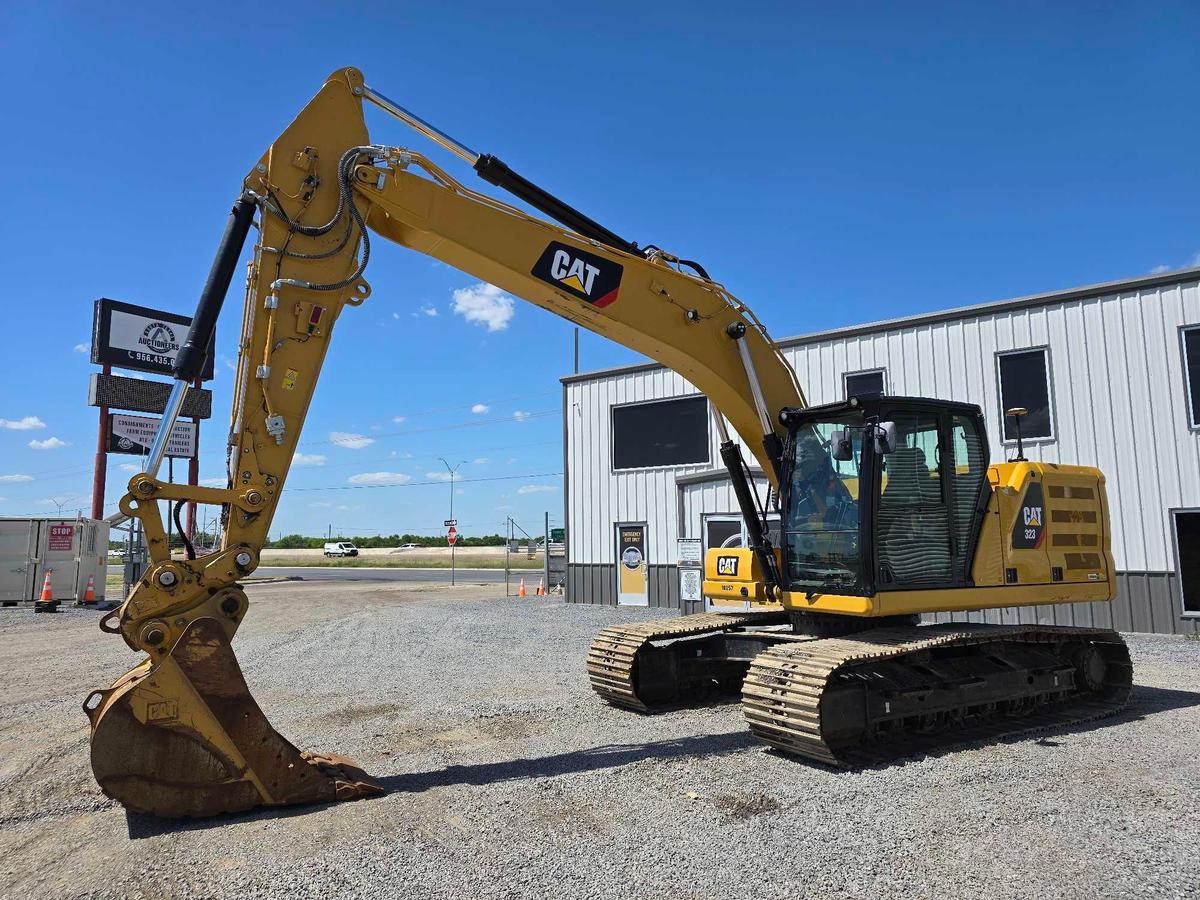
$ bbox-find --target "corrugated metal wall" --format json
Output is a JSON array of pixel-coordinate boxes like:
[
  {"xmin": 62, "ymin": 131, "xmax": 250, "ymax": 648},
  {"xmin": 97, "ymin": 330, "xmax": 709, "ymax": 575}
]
[
  {"xmin": 565, "ymin": 368, "xmax": 729, "ymax": 568},
  {"xmin": 563, "ymin": 275, "xmax": 1200, "ymax": 631}
]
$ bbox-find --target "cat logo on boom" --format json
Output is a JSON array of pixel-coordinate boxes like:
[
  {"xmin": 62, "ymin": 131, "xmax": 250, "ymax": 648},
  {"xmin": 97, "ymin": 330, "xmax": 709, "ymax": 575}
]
[{"xmin": 532, "ymin": 242, "xmax": 623, "ymax": 308}]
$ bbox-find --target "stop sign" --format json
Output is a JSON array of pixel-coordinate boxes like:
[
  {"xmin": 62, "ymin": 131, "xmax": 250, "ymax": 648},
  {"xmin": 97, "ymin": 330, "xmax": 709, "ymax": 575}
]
[{"xmin": 447, "ymin": 526, "xmax": 458, "ymax": 546}]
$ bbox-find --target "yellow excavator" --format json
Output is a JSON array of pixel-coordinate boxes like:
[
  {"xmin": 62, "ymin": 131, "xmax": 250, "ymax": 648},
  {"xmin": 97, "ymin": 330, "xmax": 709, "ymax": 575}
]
[{"xmin": 85, "ymin": 67, "xmax": 1132, "ymax": 818}]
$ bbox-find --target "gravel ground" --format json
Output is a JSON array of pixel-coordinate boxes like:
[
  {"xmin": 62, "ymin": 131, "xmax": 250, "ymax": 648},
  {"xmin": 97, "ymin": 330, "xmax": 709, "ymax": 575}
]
[{"xmin": 1, "ymin": 582, "xmax": 1198, "ymax": 900}]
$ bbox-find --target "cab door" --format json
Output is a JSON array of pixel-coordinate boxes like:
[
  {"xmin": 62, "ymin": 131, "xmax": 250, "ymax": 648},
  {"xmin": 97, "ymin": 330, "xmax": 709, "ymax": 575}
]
[{"xmin": 873, "ymin": 408, "xmax": 955, "ymax": 590}]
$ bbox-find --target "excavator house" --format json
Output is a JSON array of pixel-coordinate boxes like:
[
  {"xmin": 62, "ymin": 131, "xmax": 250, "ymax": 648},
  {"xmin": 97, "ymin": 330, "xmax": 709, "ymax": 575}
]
[{"xmin": 84, "ymin": 68, "xmax": 1132, "ymax": 819}]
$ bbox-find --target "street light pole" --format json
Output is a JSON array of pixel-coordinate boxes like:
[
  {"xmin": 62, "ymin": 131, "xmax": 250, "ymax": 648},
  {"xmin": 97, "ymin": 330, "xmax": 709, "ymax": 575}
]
[{"xmin": 438, "ymin": 457, "xmax": 466, "ymax": 586}]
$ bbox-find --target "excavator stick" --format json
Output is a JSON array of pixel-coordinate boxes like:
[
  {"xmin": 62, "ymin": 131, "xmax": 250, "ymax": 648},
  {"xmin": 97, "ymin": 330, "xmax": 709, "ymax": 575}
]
[{"xmin": 85, "ymin": 618, "xmax": 381, "ymax": 818}]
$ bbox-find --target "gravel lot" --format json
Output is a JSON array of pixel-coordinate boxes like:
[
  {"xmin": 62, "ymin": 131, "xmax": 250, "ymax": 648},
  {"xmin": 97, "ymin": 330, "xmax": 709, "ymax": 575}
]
[{"xmin": 1, "ymin": 582, "xmax": 1198, "ymax": 900}]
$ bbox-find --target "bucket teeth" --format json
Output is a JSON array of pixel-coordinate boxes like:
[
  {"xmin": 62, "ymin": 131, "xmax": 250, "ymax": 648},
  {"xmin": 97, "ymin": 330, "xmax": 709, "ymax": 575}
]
[{"xmin": 86, "ymin": 617, "xmax": 382, "ymax": 818}]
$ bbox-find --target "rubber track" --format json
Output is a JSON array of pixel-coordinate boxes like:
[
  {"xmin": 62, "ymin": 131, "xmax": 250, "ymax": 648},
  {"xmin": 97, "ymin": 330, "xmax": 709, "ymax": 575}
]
[
  {"xmin": 742, "ymin": 623, "xmax": 1133, "ymax": 766},
  {"xmin": 587, "ymin": 611, "xmax": 787, "ymax": 711}
]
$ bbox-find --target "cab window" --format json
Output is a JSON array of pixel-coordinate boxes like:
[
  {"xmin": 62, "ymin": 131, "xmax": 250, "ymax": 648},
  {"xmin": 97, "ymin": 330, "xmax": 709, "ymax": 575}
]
[{"xmin": 785, "ymin": 414, "xmax": 863, "ymax": 592}]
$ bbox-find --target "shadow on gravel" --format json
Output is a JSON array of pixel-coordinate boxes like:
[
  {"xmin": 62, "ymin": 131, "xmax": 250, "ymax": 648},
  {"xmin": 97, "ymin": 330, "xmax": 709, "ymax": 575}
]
[
  {"xmin": 379, "ymin": 729, "xmax": 759, "ymax": 793},
  {"xmin": 123, "ymin": 730, "xmax": 758, "ymax": 838},
  {"xmin": 123, "ymin": 686, "xmax": 1200, "ymax": 838}
]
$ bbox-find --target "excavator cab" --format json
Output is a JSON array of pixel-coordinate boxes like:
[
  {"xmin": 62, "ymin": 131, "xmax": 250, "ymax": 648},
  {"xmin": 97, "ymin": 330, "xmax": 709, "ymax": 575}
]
[{"xmin": 779, "ymin": 396, "xmax": 991, "ymax": 597}]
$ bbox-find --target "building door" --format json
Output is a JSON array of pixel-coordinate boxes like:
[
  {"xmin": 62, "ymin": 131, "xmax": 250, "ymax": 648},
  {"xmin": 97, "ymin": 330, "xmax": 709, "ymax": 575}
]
[
  {"xmin": 703, "ymin": 515, "xmax": 745, "ymax": 611},
  {"xmin": 1172, "ymin": 509, "xmax": 1200, "ymax": 615},
  {"xmin": 615, "ymin": 523, "xmax": 649, "ymax": 606}
]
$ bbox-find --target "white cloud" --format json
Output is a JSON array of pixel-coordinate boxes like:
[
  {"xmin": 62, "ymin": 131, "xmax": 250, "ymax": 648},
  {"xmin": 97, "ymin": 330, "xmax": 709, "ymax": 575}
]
[
  {"xmin": 1150, "ymin": 264, "xmax": 1172, "ymax": 274},
  {"xmin": 517, "ymin": 484, "xmax": 556, "ymax": 495},
  {"xmin": 471, "ymin": 403, "xmax": 489, "ymax": 414},
  {"xmin": 392, "ymin": 416, "xmax": 407, "ymax": 424},
  {"xmin": 451, "ymin": 283, "xmax": 515, "ymax": 332},
  {"xmin": 74, "ymin": 343, "xmax": 89, "ymax": 354},
  {"xmin": 456, "ymin": 488, "xmax": 464, "ymax": 495},
  {"xmin": 29, "ymin": 437, "xmax": 68, "ymax": 450},
  {"xmin": 424, "ymin": 471, "xmax": 454, "ymax": 481},
  {"xmin": 472, "ymin": 457, "xmax": 490, "ymax": 465},
  {"xmin": 392, "ymin": 312, "xmax": 402, "ymax": 320},
  {"xmin": 199, "ymin": 477, "xmax": 227, "ymax": 487},
  {"xmin": 1191, "ymin": 251, "xmax": 1200, "ymax": 267},
  {"xmin": 0, "ymin": 474, "xmax": 33, "ymax": 483},
  {"xmin": 506, "ymin": 458, "xmax": 517, "ymax": 465},
  {"xmin": 310, "ymin": 500, "xmax": 334, "ymax": 508},
  {"xmin": 331, "ymin": 431, "xmax": 374, "ymax": 449},
  {"xmin": 118, "ymin": 463, "xmax": 141, "ymax": 473},
  {"xmin": 421, "ymin": 305, "xmax": 438, "ymax": 317},
  {"xmin": 293, "ymin": 452, "xmax": 326, "ymax": 467},
  {"xmin": 513, "ymin": 410, "xmax": 530, "ymax": 422},
  {"xmin": 220, "ymin": 355, "xmax": 237, "ymax": 373},
  {"xmin": 0, "ymin": 416, "xmax": 46, "ymax": 431},
  {"xmin": 348, "ymin": 471, "xmax": 412, "ymax": 485}
]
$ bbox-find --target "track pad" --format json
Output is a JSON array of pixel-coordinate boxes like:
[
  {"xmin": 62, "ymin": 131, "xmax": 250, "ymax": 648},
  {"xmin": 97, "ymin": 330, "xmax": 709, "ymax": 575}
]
[{"xmin": 86, "ymin": 617, "xmax": 382, "ymax": 818}]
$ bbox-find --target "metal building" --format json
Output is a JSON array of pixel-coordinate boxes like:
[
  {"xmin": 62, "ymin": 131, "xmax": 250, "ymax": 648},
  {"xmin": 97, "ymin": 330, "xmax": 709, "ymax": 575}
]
[{"xmin": 561, "ymin": 268, "xmax": 1200, "ymax": 634}]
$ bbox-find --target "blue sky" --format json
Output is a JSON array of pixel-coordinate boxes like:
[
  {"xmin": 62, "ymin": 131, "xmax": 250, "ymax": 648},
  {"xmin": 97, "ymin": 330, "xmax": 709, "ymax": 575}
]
[{"xmin": 0, "ymin": 2, "xmax": 1196, "ymax": 538}]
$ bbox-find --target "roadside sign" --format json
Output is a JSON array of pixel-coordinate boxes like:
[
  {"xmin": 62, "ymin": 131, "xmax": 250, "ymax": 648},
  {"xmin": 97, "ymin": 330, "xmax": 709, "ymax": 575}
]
[
  {"xmin": 91, "ymin": 298, "xmax": 215, "ymax": 380},
  {"xmin": 108, "ymin": 413, "xmax": 197, "ymax": 458},
  {"xmin": 89, "ymin": 372, "xmax": 213, "ymax": 419},
  {"xmin": 447, "ymin": 526, "xmax": 458, "ymax": 546},
  {"xmin": 443, "ymin": 519, "xmax": 457, "ymax": 527}
]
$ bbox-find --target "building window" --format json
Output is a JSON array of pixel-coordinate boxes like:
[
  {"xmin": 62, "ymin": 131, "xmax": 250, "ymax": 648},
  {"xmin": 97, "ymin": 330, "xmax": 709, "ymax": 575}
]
[
  {"xmin": 844, "ymin": 369, "xmax": 886, "ymax": 398},
  {"xmin": 1183, "ymin": 325, "xmax": 1200, "ymax": 429},
  {"xmin": 1173, "ymin": 510, "xmax": 1200, "ymax": 615},
  {"xmin": 997, "ymin": 348, "xmax": 1053, "ymax": 441},
  {"xmin": 612, "ymin": 396, "xmax": 710, "ymax": 470}
]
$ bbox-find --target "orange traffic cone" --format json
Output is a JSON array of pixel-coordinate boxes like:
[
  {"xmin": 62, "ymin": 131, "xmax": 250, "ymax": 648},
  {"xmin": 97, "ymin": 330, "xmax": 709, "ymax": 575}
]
[
  {"xmin": 80, "ymin": 573, "xmax": 96, "ymax": 607},
  {"xmin": 34, "ymin": 569, "xmax": 57, "ymax": 613},
  {"xmin": 518, "ymin": 577, "xmax": 527, "ymax": 598},
  {"xmin": 536, "ymin": 577, "xmax": 545, "ymax": 596}
]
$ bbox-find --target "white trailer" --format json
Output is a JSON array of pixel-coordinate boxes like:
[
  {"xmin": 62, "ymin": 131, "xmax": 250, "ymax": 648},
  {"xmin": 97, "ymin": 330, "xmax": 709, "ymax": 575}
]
[{"xmin": 0, "ymin": 517, "xmax": 109, "ymax": 606}]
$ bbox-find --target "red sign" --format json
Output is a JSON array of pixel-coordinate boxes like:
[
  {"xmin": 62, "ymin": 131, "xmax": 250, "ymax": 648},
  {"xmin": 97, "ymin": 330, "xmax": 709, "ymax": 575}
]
[
  {"xmin": 47, "ymin": 524, "xmax": 75, "ymax": 551},
  {"xmin": 447, "ymin": 526, "xmax": 458, "ymax": 546}
]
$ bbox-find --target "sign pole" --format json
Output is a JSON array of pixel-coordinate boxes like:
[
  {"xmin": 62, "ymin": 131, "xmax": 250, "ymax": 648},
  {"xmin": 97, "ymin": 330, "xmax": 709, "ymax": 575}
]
[{"xmin": 91, "ymin": 364, "xmax": 112, "ymax": 519}]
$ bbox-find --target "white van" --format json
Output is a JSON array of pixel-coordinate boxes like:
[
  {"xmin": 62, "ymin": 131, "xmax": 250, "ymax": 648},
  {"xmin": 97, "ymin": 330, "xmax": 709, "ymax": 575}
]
[{"xmin": 323, "ymin": 541, "xmax": 359, "ymax": 558}]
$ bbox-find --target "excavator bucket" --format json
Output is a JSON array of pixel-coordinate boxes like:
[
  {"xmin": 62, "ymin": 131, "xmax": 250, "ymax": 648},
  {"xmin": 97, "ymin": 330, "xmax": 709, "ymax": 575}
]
[{"xmin": 84, "ymin": 617, "xmax": 382, "ymax": 818}]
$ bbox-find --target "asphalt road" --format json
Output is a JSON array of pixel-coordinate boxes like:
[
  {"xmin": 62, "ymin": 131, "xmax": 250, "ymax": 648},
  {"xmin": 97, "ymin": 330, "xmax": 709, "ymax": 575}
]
[
  {"xmin": 108, "ymin": 564, "xmax": 538, "ymax": 585},
  {"xmin": 253, "ymin": 565, "xmax": 519, "ymax": 583}
]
